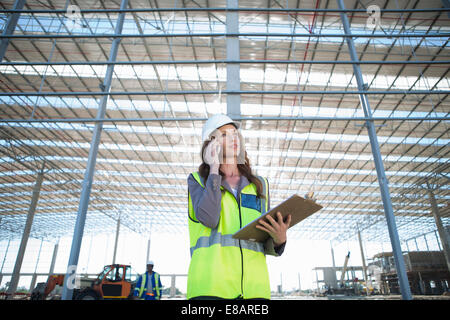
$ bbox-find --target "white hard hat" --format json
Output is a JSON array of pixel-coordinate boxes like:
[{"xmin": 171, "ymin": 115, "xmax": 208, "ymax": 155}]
[
  {"xmin": 202, "ymin": 114, "xmax": 241, "ymax": 142},
  {"xmin": 147, "ymin": 260, "xmax": 154, "ymax": 266}
]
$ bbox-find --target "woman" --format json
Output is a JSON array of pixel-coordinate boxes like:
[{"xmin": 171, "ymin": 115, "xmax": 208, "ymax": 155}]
[{"xmin": 187, "ymin": 114, "xmax": 291, "ymax": 300}]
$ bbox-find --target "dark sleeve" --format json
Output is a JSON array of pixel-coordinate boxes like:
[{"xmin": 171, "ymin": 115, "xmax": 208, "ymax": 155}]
[
  {"xmin": 133, "ymin": 275, "xmax": 142, "ymax": 296},
  {"xmin": 274, "ymin": 241, "xmax": 286, "ymax": 255},
  {"xmin": 187, "ymin": 173, "xmax": 222, "ymax": 229},
  {"xmin": 265, "ymin": 238, "xmax": 286, "ymax": 256}
]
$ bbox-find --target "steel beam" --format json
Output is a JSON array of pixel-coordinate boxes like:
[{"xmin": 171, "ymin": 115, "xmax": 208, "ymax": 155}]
[
  {"xmin": 1, "ymin": 32, "xmax": 448, "ymax": 39},
  {"xmin": 3, "ymin": 59, "xmax": 449, "ymax": 66},
  {"xmin": 1, "ymin": 7, "xmax": 449, "ymax": 14},
  {"xmin": 61, "ymin": 0, "xmax": 128, "ymax": 300},
  {"xmin": 0, "ymin": 0, "xmax": 26, "ymax": 62},
  {"xmin": 226, "ymin": 0, "xmax": 240, "ymax": 119},
  {"xmin": 0, "ymin": 116, "xmax": 448, "ymax": 124},
  {"xmin": 0, "ymin": 90, "xmax": 448, "ymax": 97},
  {"xmin": 337, "ymin": 0, "xmax": 412, "ymax": 300}
]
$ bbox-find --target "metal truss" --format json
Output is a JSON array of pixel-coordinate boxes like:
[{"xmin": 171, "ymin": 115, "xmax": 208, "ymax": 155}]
[{"xmin": 0, "ymin": 0, "xmax": 448, "ymax": 253}]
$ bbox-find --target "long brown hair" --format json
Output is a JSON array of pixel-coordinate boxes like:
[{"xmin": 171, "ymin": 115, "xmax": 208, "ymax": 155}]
[{"xmin": 198, "ymin": 140, "xmax": 266, "ymax": 200}]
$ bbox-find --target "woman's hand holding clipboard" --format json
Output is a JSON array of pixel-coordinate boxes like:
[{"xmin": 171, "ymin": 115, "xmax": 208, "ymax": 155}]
[
  {"xmin": 255, "ymin": 211, "xmax": 292, "ymax": 246},
  {"xmin": 232, "ymin": 194, "xmax": 323, "ymax": 243}
]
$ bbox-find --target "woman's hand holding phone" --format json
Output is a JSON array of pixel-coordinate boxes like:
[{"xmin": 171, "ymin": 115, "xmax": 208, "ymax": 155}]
[{"xmin": 204, "ymin": 138, "xmax": 221, "ymax": 174}]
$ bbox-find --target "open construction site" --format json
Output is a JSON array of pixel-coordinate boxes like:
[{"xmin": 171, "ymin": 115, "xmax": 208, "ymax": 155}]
[{"xmin": 0, "ymin": 0, "xmax": 449, "ymax": 301}]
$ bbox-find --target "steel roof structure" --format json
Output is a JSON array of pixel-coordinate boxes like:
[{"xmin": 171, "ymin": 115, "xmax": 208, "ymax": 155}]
[{"xmin": 0, "ymin": 0, "xmax": 449, "ymax": 250}]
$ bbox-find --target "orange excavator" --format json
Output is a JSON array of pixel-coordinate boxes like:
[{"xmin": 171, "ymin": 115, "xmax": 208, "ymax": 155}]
[{"xmin": 31, "ymin": 264, "xmax": 136, "ymax": 300}]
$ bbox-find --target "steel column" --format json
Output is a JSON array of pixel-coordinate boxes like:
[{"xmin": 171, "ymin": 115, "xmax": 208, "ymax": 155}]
[
  {"xmin": 226, "ymin": 0, "xmax": 241, "ymax": 119},
  {"xmin": 170, "ymin": 275, "xmax": 176, "ymax": 298},
  {"xmin": 0, "ymin": 0, "xmax": 26, "ymax": 62},
  {"xmin": 298, "ymin": 273, "xmax": 301, "ymax": 291},
  {"xmin": 357, "ymin": 229, "xmax": 369, "ymax": 295},
  {"xmin": 337, "ymin": 0, "xmax": 412, "ymax": 300},
  {"xmin": 6, "ymin": 167, "xmax": 44, "ymax": 299},
  {"xmin": 330, "ymin": 241, "xmax": 336, "ymax": 268},
  {"xmin": 426, "ymin": 179, "xmax": 450, "ymax": 272},
  {"xmin": 146, "ymin": 238, "xmax": 151, "ymax": 263},
  {"xmin": 0, "ymin": 239, "xmax": 11, "ymax": 273},
  {"xmin": 112, "ymin": 218, "xmax": 120, "ymax": 264},
  {"xmin": 435, "ymin": 231, "xmax": 442, "ymax": 251},
  {"xmin": 49, "ymin": 240, "xmax": 59, "ymax": 275},
  {"xmin": 61, "ymin": 0, "xmax": 128, "ymax": 300},
  {"xmin": 423, "ymin": 235, "xmax": 429, "ymax": 251},
  {"xmin": 29, "ymin": 239, "xmax": 43, "ymax": 291}
]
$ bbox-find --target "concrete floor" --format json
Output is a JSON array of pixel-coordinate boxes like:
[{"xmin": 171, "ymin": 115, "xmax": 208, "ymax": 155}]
[{"xmin": 272, "ymin": 294, "xmax": 450, "ymax": 300}]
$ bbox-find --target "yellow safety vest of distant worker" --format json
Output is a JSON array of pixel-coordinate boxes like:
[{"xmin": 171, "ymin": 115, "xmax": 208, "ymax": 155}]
[{"xmin": 133, "ymin": 260, "xmax": 162, "ymax": 300}]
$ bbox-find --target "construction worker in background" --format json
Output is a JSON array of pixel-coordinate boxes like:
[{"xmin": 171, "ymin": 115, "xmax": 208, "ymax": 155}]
[{"xmin": 133, "ymin": 260, "xmax": 162, "ymax": 300}]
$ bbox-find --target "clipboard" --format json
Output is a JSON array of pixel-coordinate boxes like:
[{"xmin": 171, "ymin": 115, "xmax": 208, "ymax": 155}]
[{"xmin": 232, "ymin": 194, "xmax": 323, "ymax": 242}]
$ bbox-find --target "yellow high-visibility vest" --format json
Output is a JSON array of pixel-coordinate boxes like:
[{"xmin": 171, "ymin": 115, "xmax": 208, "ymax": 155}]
[
  {"xmin": 187, "ymin": 172, "xmax": 270, "ymax": 299},
  {"xmin": 137, "ymin": 272, "xmax": 160, "ymax": 300}
]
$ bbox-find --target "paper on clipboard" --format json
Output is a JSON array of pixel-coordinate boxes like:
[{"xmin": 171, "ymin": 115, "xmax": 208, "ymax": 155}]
[{"xmin": 232, "ymin": 194, "xmax": 323, "ymax": 242}]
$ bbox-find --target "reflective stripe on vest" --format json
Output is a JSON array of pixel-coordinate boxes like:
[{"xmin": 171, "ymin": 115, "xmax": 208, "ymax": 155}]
[
  {"xmin": 190, "ymin": 229, "xmax": 264, "ymax": 256},
  {"xmin": 187, "ymin": 172, "xmax": 270, "ymax": 299},
  {"xmin": 138, "ymin": 272, "xmax": 147, "ymax": 298},
  {"xmin": 154, "ymin": 273, "xmax": 160, "ymax": 298}
]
